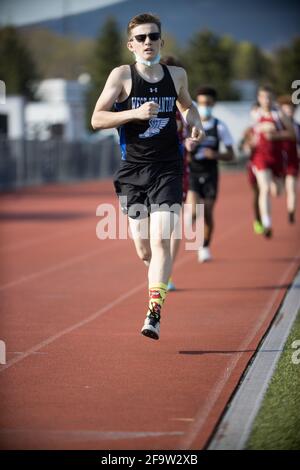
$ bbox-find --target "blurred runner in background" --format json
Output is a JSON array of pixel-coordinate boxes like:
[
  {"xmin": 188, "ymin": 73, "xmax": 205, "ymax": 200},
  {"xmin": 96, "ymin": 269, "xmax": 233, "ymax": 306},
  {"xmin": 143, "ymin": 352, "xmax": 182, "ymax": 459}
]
[
  {"xmin": 185, "ymin": 86, "xmax": 234, "ymax": 262},
  {"xmin": 161, "ymin": 56, "xmax": 189, "ymax": 291},
  {"xmin": 277, "ymin": 95, "xmax": 300, "ymax": 224},
  {"xmin": 251, "ymin": 86, "xmax": 295, "ymax": 238},
  {"xmin": 240, "ymin": 103, "xmax": 264, "ymax": 235}
]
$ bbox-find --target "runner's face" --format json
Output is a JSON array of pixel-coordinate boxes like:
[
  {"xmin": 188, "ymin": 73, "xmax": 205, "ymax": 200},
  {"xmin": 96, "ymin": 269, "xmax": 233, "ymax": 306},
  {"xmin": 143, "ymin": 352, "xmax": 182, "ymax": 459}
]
[
  {"xmin": 127, "ymin": 23, "xmax": 162, "ymax": 61},
  {"xmin": 258, "ymin": 91, "xmax": 273, "ymax": 111},
  {"xmin": 197, "ymin": 96, "xmax": 215, "ymax": 107},
  {"xmin": 196, "ymin": 95, "xmax": 215, "ymax": 120}
]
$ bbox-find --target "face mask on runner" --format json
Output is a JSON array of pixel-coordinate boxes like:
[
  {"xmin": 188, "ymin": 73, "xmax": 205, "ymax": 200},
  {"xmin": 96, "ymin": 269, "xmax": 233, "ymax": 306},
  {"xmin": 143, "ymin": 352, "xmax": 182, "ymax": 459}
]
[
  {"xmin": 133, "ymin": 52, "xmax": 161, "ymax": 67},
  {"xmin": 198, "ymin": 105, "xmax": 213, "ymax": 119}
]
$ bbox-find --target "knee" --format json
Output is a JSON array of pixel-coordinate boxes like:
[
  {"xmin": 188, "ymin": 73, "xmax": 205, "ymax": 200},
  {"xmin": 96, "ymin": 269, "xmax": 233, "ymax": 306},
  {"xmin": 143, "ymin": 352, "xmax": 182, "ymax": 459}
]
[
  {"xmin": 136, "ymin": 246, "xmax": 151, "ymax": 263},
  {"xmin": 259, "ymin": 184, "xmax": 270, "ymax": 195},
  {"xmin": 151, "ymin": 237, "xmax": 171, "ymax": 252}
]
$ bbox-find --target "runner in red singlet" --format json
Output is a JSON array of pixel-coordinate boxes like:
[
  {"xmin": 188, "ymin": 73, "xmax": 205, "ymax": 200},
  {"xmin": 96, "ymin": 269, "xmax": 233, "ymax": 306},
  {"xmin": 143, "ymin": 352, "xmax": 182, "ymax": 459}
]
[
  {"xmin": 251, "ymin": 85, "xmax": 295, "ymax": 238},
  {"xmin": 278, "ymin": 95, "xmax": 300, "ymax": 224}
]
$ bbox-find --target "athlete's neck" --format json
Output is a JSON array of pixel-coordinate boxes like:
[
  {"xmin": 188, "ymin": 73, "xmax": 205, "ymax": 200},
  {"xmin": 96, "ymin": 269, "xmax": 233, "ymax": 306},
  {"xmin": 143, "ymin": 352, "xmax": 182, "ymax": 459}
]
[
  {"xmin": 135, "ymin": 62, "xmax": 163, "ymax": 82},
  {"xmin": 134, "ymin": 52, "xmax": 161, "ymax": 67},
  {"xmin": 261, "ymin": 106, "xmax": 272, "ymax": 114}
]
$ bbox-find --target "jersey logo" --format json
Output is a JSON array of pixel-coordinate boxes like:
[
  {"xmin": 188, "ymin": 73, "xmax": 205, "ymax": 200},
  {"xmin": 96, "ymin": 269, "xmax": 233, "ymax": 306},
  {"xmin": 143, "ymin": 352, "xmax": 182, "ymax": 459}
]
[
  {"xmin": 139, "ymin": 118, "xmax": 170, "ymax": 139},
  {"xmin": 149, "ymin": 87, "xmax": 158, "ymax": 93}
]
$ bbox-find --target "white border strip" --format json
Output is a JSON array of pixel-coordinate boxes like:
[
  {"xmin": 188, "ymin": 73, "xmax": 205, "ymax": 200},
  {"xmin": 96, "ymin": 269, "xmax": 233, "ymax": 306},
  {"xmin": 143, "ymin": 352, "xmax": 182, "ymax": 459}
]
[{"xmin": 208, "ymin": 269, "xmax": 300, "ymax": 450}]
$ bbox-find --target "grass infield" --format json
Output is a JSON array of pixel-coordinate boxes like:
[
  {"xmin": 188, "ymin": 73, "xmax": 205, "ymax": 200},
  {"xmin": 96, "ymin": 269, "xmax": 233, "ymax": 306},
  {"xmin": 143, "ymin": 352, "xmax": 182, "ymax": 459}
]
[{"xmin": 246, "ymin": 310, "xmax": 300, "ymax": 450}]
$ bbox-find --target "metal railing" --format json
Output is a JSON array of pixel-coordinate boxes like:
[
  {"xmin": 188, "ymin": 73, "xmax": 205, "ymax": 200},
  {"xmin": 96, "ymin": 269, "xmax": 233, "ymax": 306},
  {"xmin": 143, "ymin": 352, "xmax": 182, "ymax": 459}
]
[{"xmin": 0, "ymin": 136, "xmax": 121, "ymax": 190}]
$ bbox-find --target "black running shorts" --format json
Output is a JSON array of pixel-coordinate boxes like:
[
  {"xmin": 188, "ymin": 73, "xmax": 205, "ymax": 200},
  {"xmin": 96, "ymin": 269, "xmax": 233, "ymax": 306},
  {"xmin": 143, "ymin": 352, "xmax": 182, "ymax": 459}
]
[
  {"xmin": 189, "ymin": 167, "xmax": 219, "ymax": 200},
  {"xmin": 113, "ymin": 160, "xmax": 183, "ymax": 219}
]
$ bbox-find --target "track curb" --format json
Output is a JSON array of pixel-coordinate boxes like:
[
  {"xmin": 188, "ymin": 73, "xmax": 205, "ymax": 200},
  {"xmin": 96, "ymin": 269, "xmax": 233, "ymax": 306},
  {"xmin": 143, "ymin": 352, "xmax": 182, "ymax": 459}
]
[{"xmin": 208, "ymin": 268, "xmax": 300, "ymax": 450}]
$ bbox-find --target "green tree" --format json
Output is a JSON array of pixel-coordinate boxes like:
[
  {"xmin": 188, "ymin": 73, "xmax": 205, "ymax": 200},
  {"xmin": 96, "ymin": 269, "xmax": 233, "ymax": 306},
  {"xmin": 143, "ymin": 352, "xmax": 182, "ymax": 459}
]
[
  {"xmin": 20, "ymin": 27, "xmax": 94, "ymax": 80},
  {"xmin": 87, "ymin": 17, "xmax": 122, "ymax": 129},
  {"xmin": 183, "ymin": 30, "xmax": 237, "ymax": 100},
  {"xmin": 273, "ymin": 37, "xmax": 300, "ymax": 94},
  {"xmin": 233, "ymin": 41, "xmax": 272, "ymax": 82},
  {"xmin": 0, "ymin": 26, "xmax": 38, "ymax": 99},
  {"xmin": 89, "ymin": 17, "xmax": 122, "ymax": 95}
]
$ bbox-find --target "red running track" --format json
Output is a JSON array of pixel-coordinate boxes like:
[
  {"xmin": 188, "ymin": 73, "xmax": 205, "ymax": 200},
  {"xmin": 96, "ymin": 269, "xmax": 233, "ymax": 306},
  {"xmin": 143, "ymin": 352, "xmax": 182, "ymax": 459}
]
[{"xmin": 0, "ymin": 172, "xmax": 299, "ymax": 450}]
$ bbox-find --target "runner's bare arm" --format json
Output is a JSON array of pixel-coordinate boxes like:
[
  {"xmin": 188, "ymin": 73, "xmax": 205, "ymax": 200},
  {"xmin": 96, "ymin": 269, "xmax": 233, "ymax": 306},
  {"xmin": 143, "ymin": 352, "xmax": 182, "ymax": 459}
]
[
  {"xmin": 175, "ymin": 69, "xmax": 205, "ymax": 142},
  {"xmin": 276, "ymin": 111, "xmax": 297, "ymax": 140},
  {"xmin": 91, "ymin": 67, "xmax": 159, "ymax": 129},
  {"xmin": 265, "ymin": 109, "xmax": 297, "ymax": 141}
]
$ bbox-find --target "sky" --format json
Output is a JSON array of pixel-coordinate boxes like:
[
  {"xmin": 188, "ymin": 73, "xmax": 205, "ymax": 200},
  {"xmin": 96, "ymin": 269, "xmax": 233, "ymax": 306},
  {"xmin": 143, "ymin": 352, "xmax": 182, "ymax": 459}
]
[
  {"xmin": 1, "ymin": 0, "xmax": 299, "ymax": 50},
  {"xmin": 0, "ymin": 0, "xmax": 127, "ymax": 25}
]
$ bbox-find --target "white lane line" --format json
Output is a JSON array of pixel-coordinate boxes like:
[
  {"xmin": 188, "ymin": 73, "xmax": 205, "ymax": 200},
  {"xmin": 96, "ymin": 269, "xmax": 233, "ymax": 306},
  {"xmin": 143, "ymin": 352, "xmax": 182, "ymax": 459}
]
[
  {"xmin": 0, "ymin": 282, "xmax": 147, "ymax": 373},
  {"xmin": 0, "ymin": 240, "xmax": 122, "ymax": 292},
  {"xmin": 208, "ymin": 269, "xmax": 300, "ymax": 450},
  {"xmin": 179, "ymin": 249, "xmax": 300, "ymax": 450},
  {"xmin": 0, "ymin": 219, "xmax": 247, "ymax": 374},
  {"xmin": 0, "ymin": 221, "xmax": 94, "ymax": 253},
  {"xmin": 0, "ymin": 429, "xmax": 184, "ymax": 441}
]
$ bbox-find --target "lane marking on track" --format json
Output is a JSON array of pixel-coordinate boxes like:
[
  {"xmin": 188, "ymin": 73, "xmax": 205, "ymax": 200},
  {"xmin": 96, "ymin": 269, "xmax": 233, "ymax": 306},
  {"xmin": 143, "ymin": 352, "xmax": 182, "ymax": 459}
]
[
  {"xmin": 208, "ymin": 269, "xmax": 300, "ymax": 449},
  {"xmin": 0, "ymin": 196, "xmax": 117, "ymax": 252},
  {"xmin": 0, "ymin": 282, "xmax": 147, "ymax": 373},
  {"xmin": 0, "ymin": 240, "xmax": 123, "ymax": 292},
  {"xmin": 0, "ymin": 219, "xmax": 247, "ymax": 374},
  {"xmin": 0, "ymin": 429, "xmax": 184, "ymax": 441},
  {"xmin": 179, "ymin": 249, "xmax": 300, "ymax": 450},
  {"xmin": 0, "ymin": 221, "xmax": 94, "ymax": 253}
]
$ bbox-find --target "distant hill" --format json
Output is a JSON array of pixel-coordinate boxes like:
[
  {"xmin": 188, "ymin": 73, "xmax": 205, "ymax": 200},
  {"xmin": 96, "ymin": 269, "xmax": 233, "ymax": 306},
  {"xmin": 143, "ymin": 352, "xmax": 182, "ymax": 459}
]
[{"xmin": 21, "ymin": 0, "xmax": 300, "ymax": 50}]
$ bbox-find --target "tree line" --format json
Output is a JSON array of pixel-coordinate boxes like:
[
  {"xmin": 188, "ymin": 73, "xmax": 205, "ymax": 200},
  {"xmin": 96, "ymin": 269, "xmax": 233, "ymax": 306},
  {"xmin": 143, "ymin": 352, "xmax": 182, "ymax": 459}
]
[{"xmin": 1, "ymin": 18, "xmax": 299, "ymax": 107}]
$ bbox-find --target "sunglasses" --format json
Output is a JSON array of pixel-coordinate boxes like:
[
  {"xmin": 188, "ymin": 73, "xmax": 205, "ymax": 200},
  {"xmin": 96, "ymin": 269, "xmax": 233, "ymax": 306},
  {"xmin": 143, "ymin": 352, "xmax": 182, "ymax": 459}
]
[{"xmin": 131, "ymin": 33, "xmax": 161, "ymax": 43}]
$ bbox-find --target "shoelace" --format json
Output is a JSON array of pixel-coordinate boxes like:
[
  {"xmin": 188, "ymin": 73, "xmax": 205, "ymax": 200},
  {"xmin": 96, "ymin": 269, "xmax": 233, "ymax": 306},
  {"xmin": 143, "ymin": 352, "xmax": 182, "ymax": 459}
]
[{"xmin": 147, "ymin": 310, "xmax": 160, "ymax": 322}]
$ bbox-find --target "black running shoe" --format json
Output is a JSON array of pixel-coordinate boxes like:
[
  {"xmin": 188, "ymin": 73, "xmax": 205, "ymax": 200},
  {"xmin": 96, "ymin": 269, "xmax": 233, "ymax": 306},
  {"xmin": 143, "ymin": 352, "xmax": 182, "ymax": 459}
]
[
  {"xmin": 141, "ymin": 312, "xmax": 160, "ymax": 340},
  {"xmin": 263, "ymin": 227, "xmax": 273, "ymax": 238},
  {"xmin": 288, "ymin": 212, "xmax": 295, "ymax": 224}
]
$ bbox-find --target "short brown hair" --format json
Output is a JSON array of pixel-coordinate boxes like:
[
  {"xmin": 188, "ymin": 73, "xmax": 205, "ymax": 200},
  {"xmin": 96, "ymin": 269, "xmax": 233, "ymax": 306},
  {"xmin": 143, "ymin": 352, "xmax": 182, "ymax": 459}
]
[
  {"xmin": 258, "ymin": 84, "xmax": 274, "ymax": 95},
  {"xmin": 277, "ymin": 94, "xmax": 296, "ymax": 107},
  {"xmin": 196, "ymin": 86, "xmax": 218, "ymax": 101},
  {"xmin": 127, "ymin": 13, "xmax": 161, "ymax": 37}
]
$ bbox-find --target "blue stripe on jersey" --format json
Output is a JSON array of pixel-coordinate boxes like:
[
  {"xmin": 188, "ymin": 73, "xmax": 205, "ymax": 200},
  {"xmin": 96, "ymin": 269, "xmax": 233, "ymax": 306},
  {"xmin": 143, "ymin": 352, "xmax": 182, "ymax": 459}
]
[
  {"xmin": 119, "ymin": 125, "xmax": 127, "ymax": 160},
  {"xmin": 115, "ymin": 102, "xmax": 127, "ymax": 160}
]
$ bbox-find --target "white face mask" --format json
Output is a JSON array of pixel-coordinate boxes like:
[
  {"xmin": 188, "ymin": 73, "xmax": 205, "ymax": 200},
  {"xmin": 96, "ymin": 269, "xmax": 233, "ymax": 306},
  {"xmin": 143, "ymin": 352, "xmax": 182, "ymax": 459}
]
[
  {"xmin": 133, "ymin": 52, "xmax": 161, "ymax": 67},
  {"xmin": 197, "ymin": 105, "xmax": 213, "ymax": 119}
]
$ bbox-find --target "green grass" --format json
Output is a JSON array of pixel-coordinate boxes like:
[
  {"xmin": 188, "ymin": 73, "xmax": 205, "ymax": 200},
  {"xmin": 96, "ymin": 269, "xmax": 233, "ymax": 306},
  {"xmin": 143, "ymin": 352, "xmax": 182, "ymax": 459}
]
[{"xmin": 246, "ymin": 310, "xmax": 300, "ymax": 450}]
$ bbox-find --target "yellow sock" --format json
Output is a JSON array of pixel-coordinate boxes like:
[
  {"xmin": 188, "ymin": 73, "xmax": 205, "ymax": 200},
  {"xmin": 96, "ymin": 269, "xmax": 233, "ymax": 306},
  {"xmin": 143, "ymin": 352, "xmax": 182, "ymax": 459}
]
[{"xmin": 148, "ymin": 282, "xmax": 167, "ymax": 317}]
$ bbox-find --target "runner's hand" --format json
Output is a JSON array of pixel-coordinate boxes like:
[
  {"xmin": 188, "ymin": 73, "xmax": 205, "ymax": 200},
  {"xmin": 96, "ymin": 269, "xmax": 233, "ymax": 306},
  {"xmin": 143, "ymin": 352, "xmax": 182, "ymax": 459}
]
[
  {"xmin": 134, "ymin": 101, "xmax": 159, "ymax": 120},
  {"xmin": 185, "ymin": 137, "xmax": 198, "ymax": 152},
  {"xmin": 191, "ymin": 126, "xmax": 205, "ymax": 142}
]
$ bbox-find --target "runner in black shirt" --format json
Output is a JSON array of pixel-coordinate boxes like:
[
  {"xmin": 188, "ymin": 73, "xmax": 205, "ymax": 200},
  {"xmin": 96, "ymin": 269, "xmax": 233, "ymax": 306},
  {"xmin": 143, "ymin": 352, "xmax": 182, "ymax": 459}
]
[{"xmin": 91, "ymin": 13, "xmax": 204, "ymax": 340}]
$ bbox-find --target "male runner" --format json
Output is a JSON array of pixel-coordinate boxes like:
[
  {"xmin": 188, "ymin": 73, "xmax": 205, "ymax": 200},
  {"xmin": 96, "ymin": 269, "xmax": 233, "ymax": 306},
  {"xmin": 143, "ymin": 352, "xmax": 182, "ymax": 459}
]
[
  {"xmin": 91, "ymin": 13, "xmax": 204, "ymax": 340},
  {"xmin": 240, "ymin": 104, "xmax": 264, "ymax": 235},
  {"xmin": 277, "ymin": 95, "xmax": 300, "ymax": 223},
  {"xmin": 185, "ymin": 86, "xmax": 234, "ymax": 262},
  {"xmin": 160, "ymin": 55, "xmax": 190, "ymax": 291},
  {"xmin": 251, "ymin": 86, "xmax": 295, "ymax": 237}
]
